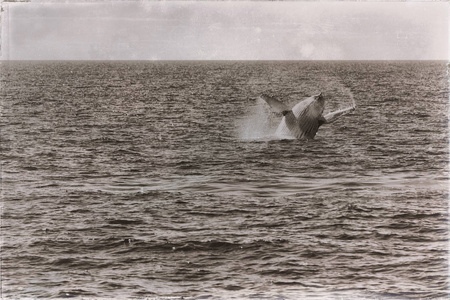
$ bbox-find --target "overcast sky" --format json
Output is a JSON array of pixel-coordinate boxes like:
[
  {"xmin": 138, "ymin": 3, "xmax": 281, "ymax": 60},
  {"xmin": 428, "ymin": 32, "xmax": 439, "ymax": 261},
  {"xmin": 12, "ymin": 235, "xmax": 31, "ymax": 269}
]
[{"xmin": 1, "ymin": 1, "xmax": 448, "ymax": 60}]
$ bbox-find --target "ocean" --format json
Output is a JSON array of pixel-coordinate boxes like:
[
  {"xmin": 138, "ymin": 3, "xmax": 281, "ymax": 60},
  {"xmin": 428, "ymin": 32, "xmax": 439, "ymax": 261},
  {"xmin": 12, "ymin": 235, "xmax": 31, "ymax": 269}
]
[{"xmin": 1, "ymin": 61, "xmax": 448, "ymax": 299}]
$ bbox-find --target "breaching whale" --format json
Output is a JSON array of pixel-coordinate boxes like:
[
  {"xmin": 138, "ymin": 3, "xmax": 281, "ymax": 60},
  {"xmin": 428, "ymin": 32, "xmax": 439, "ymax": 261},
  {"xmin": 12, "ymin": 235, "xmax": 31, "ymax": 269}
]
[{"xmin": 259, "ymin": 93, "xmax": 355, "ymax": 139}]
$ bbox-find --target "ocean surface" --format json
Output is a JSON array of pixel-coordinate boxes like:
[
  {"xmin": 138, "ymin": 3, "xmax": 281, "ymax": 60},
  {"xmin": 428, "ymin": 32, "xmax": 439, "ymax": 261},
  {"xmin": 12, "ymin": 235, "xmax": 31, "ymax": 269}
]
[{"xmin": 1, "ymin": 61, "xmax": 448, "ymax": 299}]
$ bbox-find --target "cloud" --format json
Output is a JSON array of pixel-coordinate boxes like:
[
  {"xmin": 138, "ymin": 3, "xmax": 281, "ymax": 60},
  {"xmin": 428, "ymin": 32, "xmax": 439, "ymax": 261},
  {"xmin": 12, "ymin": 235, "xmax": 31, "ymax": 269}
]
[{"xmin": 2, "ymin": 1, "xmax": 448, "ymax": 60}]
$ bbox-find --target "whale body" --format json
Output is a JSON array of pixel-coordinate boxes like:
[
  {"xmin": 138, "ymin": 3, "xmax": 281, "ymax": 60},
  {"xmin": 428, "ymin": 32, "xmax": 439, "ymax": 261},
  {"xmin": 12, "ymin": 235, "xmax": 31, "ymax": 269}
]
[{"xmin": 259, "ymin": 93, "xmax": 355, "ymax": 139}]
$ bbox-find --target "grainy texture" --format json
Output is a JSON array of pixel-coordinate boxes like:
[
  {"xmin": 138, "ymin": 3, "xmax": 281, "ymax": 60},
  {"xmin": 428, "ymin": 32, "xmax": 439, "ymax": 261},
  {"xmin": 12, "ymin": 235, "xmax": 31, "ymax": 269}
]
[{"xmin": 1, "ymin": 61, "xmax": 448, "ymax": 299}]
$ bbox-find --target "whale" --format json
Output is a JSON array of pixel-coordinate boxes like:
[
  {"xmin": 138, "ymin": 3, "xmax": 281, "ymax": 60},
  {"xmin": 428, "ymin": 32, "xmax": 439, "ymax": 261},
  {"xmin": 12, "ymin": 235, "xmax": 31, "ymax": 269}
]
[{"xmin": 259, "ymin": 93, "xmax": 355, "ymax": 139}]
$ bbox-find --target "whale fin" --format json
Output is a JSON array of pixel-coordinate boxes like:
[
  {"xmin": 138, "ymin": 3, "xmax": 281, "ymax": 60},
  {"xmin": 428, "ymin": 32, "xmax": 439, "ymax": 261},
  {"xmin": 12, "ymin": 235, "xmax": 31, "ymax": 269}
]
[
  {"xmin": 323, "ymin": 106, "xmax": 355, "ymax": 124},
  {"xmin": 259, "ymin": 94, "xmax": 290, "ymax": 115}
]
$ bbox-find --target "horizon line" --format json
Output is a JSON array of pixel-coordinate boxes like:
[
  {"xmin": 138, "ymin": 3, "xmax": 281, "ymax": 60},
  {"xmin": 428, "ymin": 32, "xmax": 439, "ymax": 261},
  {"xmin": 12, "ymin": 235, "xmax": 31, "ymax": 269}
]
[{"xmin": 1, "ymin": 59, "xmax": 448, "ymax": 62}]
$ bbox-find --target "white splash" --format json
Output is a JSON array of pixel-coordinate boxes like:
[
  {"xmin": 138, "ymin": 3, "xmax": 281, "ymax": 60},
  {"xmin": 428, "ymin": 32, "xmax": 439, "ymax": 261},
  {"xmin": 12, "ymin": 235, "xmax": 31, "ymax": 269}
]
[{"xmin": 237, "ymin": 97, "xmax": 280, "ymax": 141}]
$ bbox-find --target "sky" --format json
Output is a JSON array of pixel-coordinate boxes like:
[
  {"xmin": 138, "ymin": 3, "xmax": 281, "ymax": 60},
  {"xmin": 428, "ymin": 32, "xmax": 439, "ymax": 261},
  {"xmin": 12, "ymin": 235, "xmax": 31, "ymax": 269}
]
[{"xmin": 1, "ymin": 0, "xmax": 448, "ymax": 60}]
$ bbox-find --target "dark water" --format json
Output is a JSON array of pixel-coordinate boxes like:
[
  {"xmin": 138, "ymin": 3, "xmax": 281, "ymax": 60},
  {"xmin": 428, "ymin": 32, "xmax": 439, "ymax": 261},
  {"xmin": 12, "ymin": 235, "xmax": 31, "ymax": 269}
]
[{"xmin": 1, "ymin": 61, "xmax": 448, "ymax": 299}]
